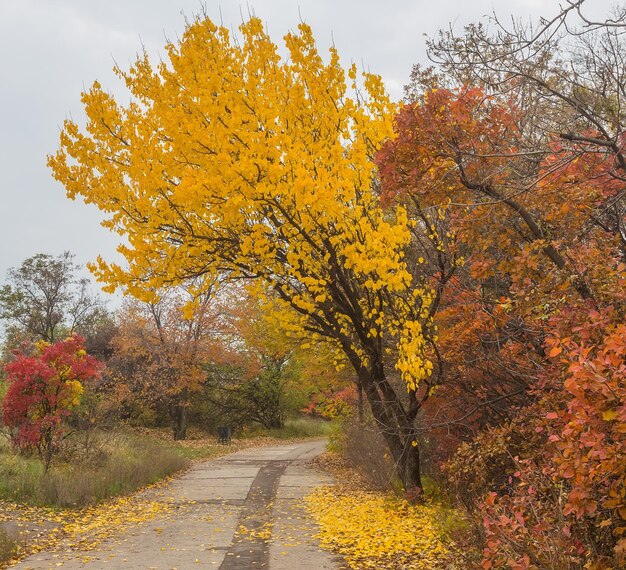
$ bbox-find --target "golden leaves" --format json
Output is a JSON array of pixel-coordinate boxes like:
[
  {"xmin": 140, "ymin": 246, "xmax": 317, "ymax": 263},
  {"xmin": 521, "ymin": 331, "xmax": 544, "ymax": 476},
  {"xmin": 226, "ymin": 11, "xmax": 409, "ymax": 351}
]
[
  {"xmin": 1, "ymin": 493, "xmax": 171, "ymax": 566},
  {"xmin": 305, "ymin": 486, "xmax": 455, "ymax": 569},
  {"xmin": 60, "ymin": 496, "xmax": 172, "ymax": 551},
  {"xmin": 50, "ymin": 14, "xmax": 433, "ymax": 392}
]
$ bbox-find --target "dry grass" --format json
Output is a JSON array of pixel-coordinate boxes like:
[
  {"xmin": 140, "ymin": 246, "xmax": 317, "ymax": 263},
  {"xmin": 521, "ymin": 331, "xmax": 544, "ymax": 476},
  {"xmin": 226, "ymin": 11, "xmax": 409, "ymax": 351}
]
[
  {"xmin": 239, "ymin": 417, "xmax": 335, "ymax": 439},
  {"xmin": 0, "ymin": 431, "xmax": 188, "ymax": 507},
  {"xmin": 309, "ymin": 450, "xmax": 373, "ymax": 489},
  {"xmin": 331, "ymin": 417, "xmax": 396, "ymax": 491},
  {"xmin": 0, "ymin": 527, "xmax": 22, "ymax": 566}
]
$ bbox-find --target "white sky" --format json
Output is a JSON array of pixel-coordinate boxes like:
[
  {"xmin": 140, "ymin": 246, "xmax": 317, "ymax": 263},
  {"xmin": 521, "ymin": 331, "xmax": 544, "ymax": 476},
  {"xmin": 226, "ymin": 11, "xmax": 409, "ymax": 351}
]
[{"xmin": 0, "ymin": 0, "xmax": 618, "ymax": 304}]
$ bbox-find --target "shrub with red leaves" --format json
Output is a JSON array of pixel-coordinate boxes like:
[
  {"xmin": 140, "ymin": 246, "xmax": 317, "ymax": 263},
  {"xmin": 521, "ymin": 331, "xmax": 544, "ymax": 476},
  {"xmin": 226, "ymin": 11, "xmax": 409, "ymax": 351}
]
[{"xmin": 3, "ymin": 335, "xmax": 101, "ymax": 470}]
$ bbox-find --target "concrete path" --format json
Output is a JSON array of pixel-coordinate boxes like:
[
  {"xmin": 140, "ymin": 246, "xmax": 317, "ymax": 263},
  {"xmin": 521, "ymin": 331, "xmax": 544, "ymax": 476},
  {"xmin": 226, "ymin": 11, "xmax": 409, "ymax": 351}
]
[{"xmin": 12, "ymin": 440, "xmax": 343, "ymax": 570}]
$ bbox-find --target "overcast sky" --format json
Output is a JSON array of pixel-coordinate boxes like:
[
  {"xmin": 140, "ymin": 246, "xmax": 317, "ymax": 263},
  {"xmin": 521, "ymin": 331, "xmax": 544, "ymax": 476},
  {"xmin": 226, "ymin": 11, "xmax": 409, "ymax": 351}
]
[{"xmin": 0, "ymin": 0, "xmax": 618, "ymax": 305}]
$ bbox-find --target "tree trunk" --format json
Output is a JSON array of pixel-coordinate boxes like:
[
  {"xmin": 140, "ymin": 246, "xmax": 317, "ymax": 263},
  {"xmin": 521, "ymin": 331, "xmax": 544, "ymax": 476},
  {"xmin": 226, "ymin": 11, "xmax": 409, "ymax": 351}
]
[
  {"xmin": 396, "ymin": 437, "xmax": 422, "ymax": 493},
  {"xmin": 357, "ymin": 379, "xmax": 364, "ymax": 425},
  {"xmin": 172, "ymin": 404, "xmax": 188, "ymax": 440},
  {"xmin": 359, "ymin": 368, "xmax": 423, "ymax": 493},
  {"xmin": 171, "ymin": 389, "xmax": 189, "ymax": 440},
  {"xmin": 265, "ymin": 416, "xmax": 284, "ymax": 429},
  {"xmin": 40, "ymin": 429, "xmax": 55, "ymax": 473}
]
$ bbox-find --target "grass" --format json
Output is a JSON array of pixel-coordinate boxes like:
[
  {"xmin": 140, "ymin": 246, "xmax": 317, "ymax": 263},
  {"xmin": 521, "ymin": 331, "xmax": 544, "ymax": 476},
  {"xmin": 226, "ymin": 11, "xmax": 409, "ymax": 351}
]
[
  {"xmin": 239, "ymin": 416, "xmax": 336, "ymax": 439},
  {"xmin": 165, "ymin": 436, "xmax": 258, "ymax": 461},
  {"xmin": 0, "ymin": 430, "xmax": 188, "ymax": 507}
]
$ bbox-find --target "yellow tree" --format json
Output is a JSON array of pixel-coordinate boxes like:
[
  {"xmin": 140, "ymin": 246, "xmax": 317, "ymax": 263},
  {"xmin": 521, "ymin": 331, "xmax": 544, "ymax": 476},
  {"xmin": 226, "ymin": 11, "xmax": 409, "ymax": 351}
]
[
  {"xmin": 217, "ymin": 290, "xmax": 354, "ymax": 429},
  {"xmin": 49, "ymin": 17, "xmax": 436, "ymax": 490}
]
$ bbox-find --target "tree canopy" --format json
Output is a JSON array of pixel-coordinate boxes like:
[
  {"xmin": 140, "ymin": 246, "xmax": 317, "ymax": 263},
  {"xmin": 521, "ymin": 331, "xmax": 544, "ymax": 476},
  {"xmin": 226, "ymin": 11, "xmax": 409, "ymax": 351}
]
[
  {"xmin": 0, "ymin": 252, "xmax": 103, "ymax": 344},
  {"xmin": 50, "ymin": 16, "xmax": 438, "ymax": 489}
]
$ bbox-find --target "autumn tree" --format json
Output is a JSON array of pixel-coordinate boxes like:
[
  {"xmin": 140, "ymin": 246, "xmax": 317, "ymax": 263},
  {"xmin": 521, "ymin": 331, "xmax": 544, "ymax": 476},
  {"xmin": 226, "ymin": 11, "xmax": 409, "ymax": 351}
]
[
  {"xmin": 3, "ymin": 335, "xmax": 101, "ymax": 470},
  {"xmin": 378, "ymin": 2, "xmax": 626, "ymax": 435},
  {"xmin": 377, "ymin": 1, "xmax": 626, "ymax": 564},
  {"xmin": 108, "ymin": 283, "xmax": 221, "ymax": 439},
  {"xmin": 423, "ymin": 0, "xmax": 626, "ymax": 281},
  {"xmin": 81, "ymin": 310, "xmax": 118, "ymax": 362},
  {"xmin": 204, "ymin": 290, "xmax": 352, "ymax": 430},
  {"xmin": 204, "ymin": 355, "xmax": 291, "ymax": 430},
  {"xmin": 49, "ymin": 16, "xmax": 438, "ymax": 491},
  {"xmin": 201, "ymin": 292, "xmax": 295, "ymax": 430},
  {"xmin": 0, "ymin": 252, "xmax": 105, "ymax": 345}
]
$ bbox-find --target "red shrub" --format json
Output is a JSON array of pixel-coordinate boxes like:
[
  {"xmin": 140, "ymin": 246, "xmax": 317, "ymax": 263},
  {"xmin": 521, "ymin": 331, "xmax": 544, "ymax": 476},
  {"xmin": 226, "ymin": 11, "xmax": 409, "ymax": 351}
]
[{"xmin": 3, "ymin": 335, "xmax": 101, "ymax": 469}]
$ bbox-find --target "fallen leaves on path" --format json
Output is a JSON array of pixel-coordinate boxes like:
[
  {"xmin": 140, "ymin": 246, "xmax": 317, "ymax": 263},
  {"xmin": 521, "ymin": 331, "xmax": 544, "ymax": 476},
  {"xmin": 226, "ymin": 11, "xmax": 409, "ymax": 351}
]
[
  {"xmin": 1, "ymin": 483, "xmax": 173, "ymax": 567},
  {"xmin": 1, "ymin": 432, "xmax": 315, "ymax": 568},
  {"xmin": 60, "ymin": 495, "xmax": 172, "ymax": 550},
  {"xmin": 237, "ymin": 520, "xmax": 274, "ymax": 541},
  {"xmin": 305, "ymin": 486, "xmax": 459, "ymax": 569}
]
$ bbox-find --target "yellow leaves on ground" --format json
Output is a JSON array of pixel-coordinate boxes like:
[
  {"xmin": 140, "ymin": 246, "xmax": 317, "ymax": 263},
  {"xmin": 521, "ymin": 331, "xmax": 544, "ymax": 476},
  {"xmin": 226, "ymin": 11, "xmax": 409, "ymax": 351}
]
[
  {"xmin": 60, "ymin": 496, "xmax": 171, "ymax": 551},
  {"xmin": 1, "ymin": 492, "xmax": 171, "ymax": 566},
  {"xmin": 237, "ymin": 521, "xmax": 274, "ymax": 541},
  {"xmin": 305, "ymin": 486, "xmax": 455, "ymax": 569}
]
